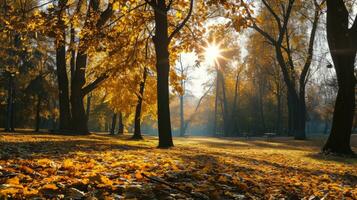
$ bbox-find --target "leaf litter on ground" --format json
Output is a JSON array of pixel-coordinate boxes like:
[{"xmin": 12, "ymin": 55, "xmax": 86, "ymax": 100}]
[{"xmin": 0, "ymin": 133, "xmax": 356, "ymax": 199}]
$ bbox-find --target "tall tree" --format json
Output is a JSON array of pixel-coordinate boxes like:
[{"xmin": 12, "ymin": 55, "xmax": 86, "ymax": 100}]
[
  {"xmin": 117, "ymin": 112, "xmax": 124, "ymax": 135},
  {"xmin": 240, "ymin": 0, "xmax": 323, "ymax": 139},
  {"xmin": 132, "ymin": 67, "xmax": 148, "ymax": 140},
  {"xmin": 54, "ymin": 0, "xmax": 71, "ymax": 131},
  {"xmin": 146, "ymin": 0, "xmax": 193, "ymax": 147},
  {"xmin": 110, "ymin": 113, "xmax": 117, "ymax": 135},
  {"xmin": 322, "ymin": 0, "xmax": 357, "ymax": 155}
]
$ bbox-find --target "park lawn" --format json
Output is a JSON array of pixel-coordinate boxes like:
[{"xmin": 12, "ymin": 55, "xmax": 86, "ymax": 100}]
[{"xmin": 0, "ymin": 132, "xmax": 356, "ymax": 200}]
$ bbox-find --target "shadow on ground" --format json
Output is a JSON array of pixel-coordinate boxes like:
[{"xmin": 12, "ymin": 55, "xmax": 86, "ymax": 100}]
[{"xmin": 0, "ymin": 132, "xmax": 151, "ymax": 159}]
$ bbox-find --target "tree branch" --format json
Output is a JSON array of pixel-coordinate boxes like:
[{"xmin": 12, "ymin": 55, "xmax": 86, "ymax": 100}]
[
  {"xmin": 300, "ymin": 0, "xmax": 320, "ymax": 87},
  {"xmin": 96, "ymin": 3, "xmax": 113, "ymax": 28},
  {"xmin": 168, "ymin": 0, "xmax": 194, "ymax": 43},
  {"xmin": 261, "ymin": 0, "xmax": 282, "ymax": 30},
  {"xmin": 82, "ymin": 74, "xmax": 109, "ymax": 95}
]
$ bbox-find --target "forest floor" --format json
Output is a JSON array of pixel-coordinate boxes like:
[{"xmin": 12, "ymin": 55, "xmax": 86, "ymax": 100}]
[{"xmin": 0, "ymin": 132, "xmax": 356, "ymax": 200}]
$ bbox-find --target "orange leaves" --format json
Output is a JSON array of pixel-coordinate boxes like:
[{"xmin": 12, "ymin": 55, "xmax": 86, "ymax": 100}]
[
  {"xmin": 89, "ymin": 174, "xmax": 113, "ymax": 187},
  {"xmin": 1, "ymin": 134, "xmax": 357, "ymax": 199},
  {"xmin": 6, "ymin": 177, "xmax": 20, "ymax": 185},
  {"xmin": 135, "ymin": 171, "xmax": 143, "ymax": 180},
  {"xmin": 62, "ymin": 159, "xmax": 74, "ymax": 170},
  {"xmin": 41, "ymin": 184, "xmax": 58, "ymax": 190}
]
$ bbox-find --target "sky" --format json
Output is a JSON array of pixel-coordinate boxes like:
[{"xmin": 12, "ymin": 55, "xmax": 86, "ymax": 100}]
[{"xmin": 177, "ymin": 53, "xmax": 213, "ymax": 98}]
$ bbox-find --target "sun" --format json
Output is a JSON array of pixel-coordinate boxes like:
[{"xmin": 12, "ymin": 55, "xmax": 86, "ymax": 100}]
[{"xmin": 204, "ymin": 43, "xmax": 222, "ymax": 66}]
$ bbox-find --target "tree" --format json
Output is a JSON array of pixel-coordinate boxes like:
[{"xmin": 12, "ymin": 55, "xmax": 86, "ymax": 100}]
[
  {"xmin": 176, "ymin": 55, "xmax": 195, "ymax": 137},
  {"xmin": 239, "ymin": 0, "xmax": 323, "ymax": 139},
  {"xmin": 145, "ymin": 0, "xmax": 194, "ymax": 147},
  {"xmin": 132, "ymin": 67, "xmax": 148, "ymax": 140},
  {"xmin": 110, "ymin": 113, "xmax": 117, "ymax": 135},
  {"xmin": 322, "ymin": 0, "xmax": 357, "ymax": 155},
  {"xmin": 117, "ymin": 112, "xmax": 124, "ymax": 135},
  {"xmin": 54, "ymin": 0, "xmax": 71, "ymax": 131}
]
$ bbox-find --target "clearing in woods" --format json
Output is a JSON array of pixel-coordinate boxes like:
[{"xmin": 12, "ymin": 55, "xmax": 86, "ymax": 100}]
[{"xmin": 0, "ymin": 132, "xmax": 356, "ymax": 199}]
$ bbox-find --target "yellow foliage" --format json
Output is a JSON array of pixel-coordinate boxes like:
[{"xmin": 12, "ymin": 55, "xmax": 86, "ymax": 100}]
[{"xmin": 0, "ymin": 133, "xmax": 356, "ymax": 199}]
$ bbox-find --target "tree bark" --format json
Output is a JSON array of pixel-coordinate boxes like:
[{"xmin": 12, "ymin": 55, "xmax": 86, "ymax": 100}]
[
  {"xmin": 152, "ymin": 1, "xmax": 173, "ymax": 148},
  {"xmin": 86, "ymin": 93, "xmax": 92, "ymax": 122},
  {"xmin": 258, "ymin": 80, "xmax": 266, "ymax": 132},
  {"xmin": 231, "ymin": 74, "xmax": 240, "ymax": 136},
  {"xmin": 68, "ymin": 1, "xmax": 112, "ymax": 134},
  {"xmin": 56, "ymin": 32, "xmax": 71, "ymax": 131},
  {"xmin": 179, "ymin": 94, "xmax": 185, "ymax": 137},
  {"xmin": 213, "ymin": 72, "xmax": 219, "ymax": 136},
  {"xmin": 322, "ymin": 0, "xmax": 356, "ymax": 155},
  {"xmin": 276, "ymin": 87, "xmax": 282, "ymax": 134},
  {"xmin": 218, "ymin": 71, "xmax": 229, "ymax": 136},
  {"xmin": 70, "ymin": 52, "xmax": 89, "ymax": 134},
  {"xmin": 132, "ymin": 68, "xmax": 147, "ymax": 140},
  {"xmin": 5, "ymin": 74, "xmax": 14, "ymax": 132},
  {"xmin": 117, "ymin": 112, "xmax": 124, "ymax": 135},
  {"xmin": 55, "ymin": 1, "xmax": 71, "ymax": 131},
  {"xmin": 35, "ymin": 95, "xmax": 42, "ymax": 132},
  {"xmin": 110, "ymin": 113, "xmax": 117, "ymax": 135}
]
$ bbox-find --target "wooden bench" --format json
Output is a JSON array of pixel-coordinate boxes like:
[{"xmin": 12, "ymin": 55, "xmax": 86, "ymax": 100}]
[{"xmin": 264, "ymin": 133, "xmax": 277, "ymax": 141}]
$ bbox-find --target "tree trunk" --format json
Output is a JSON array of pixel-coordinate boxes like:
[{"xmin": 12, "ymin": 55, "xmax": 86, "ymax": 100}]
[
  {"xmin": 35, "ymin": 95, "xmax": 42, "ymax": 132},
  {"xmin": 179, "ymin": 94, "xmax": 185, "ymax": 137},
  {"xmin": 86, "ymin": 93, "xmax": 92, "ymax": 122},
  {"xmin": 117, "ymin": 112, "xmax": 124, "ymax": 135},
  {"xmin": 110, "ymin": 113, "xmax": 117, "ymax": 135},
  {"xmin": 258, "ymin": 81, "xmax": 266, "ymax": 132},
  {"xmin": 132, "ymin": 68, "xmax": 147, "ymax": 140},
  {"xmin": 70, "ymin": 26, "xmax": 76, "ymax": 81},
  {"xmin": 231, "ymin": 74, "xmax": 240, "ymax": 136},
  {"xmin": 322, "ymin": 0, "xmax": 356, "ymax": 155},
  {"xmin": 323, "ymin": 75, "xmax": 355, "ymax": 154},
  {"xmin": 276, "ymin": 88, "xmax": 282, "ymax": 134},
  {"xmin": 213, "ymin": 72, "xmax": 219, "ymax": 136},
  {"xmin": 153, "ymin": 2, "xmax": 173, "ymax": 148},
  {"xmin": 286, "ymin": 83, "xmax": 306, "ymax": 139},
  {"xmin": 5, "ymin": 75, "xmax": 14, "ymax": 132},
  {"xmin": 218, "ymin": 71, "xmax": 229, "ymax": 136},
  {"xmin": 70, "ymin": 52, "xmax": 89, "ymax": 134},
  {"xmin": 296, "ymin": 87, "xmax": 307, "ymax": 139},
  {"xmin": 55, "ymin": 33, "xmax": 71, "ymax": 131}
]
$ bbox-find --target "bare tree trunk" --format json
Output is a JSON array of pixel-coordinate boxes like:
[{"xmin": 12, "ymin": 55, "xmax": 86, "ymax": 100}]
[
  {"xmin": 152, "ymin": 1, "xmax": 173, "ymax": 147},
  {"xmin": 148, "ymin": 0, "xmax": 193, "ymax": 147},
  {"xmin": 132, "ymin": 68, "xmax": 147, "ymax": 140},
  {"xmin": 179, "ymin": 94, "xmax": 185, "ymax": 137},
  {"xmin": 55, "ymin": 1, "xmax": 71, "ymax": 131},
  {"xmin": 218, "ymin": 71, "xmax": 229, "ymax": 136},
  {"xmin": 276, "ymin": 88, "xmax": 282, "ymax": 134},
  {"xmin": 70, "ymin": 26, "xmax": 76, "ymax": 81},
  {"xmin": 5, "ymin": 75, "xmax": 14, "ymax": 132},
  {"xmin": 86, "ymin": 93, "xmax": 92, "ymax": 122},
  {"xmin": 56, "ymin": 33, "xmax": 71, "ymax": 131},
  {"xmin": 322, "ymin": 0, "xmax": 356, "ymax": 155},
  {"xmin": 231, "ymin": 74, "xmax": 240, "ymax": 136},
  {"xmin": 110, "ymin": 113, "xmax": 117, "ymax": 135},
  {"xmin": 35, "ymin": 95, "xmax": 42, "ymax": 132},
  {"xmin": 258, "ymin": 81, "xmax": 266, "ymax": 132},
  {"xmin": 213, "ymin": 73, "xmax": 219, "ymax": 136},
  {"xmin": 117, "ymin": 112, "xmax": 124, "ymax": 135}
]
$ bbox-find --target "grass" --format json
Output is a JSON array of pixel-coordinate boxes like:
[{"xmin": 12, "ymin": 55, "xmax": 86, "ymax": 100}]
[{"xmin": 0, "ymin": 132, "xmax": 356, "ymax": 199}]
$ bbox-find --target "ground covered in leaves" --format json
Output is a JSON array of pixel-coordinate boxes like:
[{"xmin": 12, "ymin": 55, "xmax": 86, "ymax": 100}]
[{"xmin": 0, "ymin": 132, "xmax": 357, "ymax": 200}]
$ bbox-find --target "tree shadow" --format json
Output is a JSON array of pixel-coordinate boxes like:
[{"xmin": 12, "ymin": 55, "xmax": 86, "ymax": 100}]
[
  {"xmin": 184, "ymin": 137, "xmax": 323, "ymax": 151},
  {"xmin": 176, "ymin": 151, "xmax": 357, "ymax": 190},
  {"xmin": 0, "ymin": 132, "xmax": 151, "ymax": 160},
  {"xmin": 307, "ymin": 152, "xmax": 357, "ymax": 164}
]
